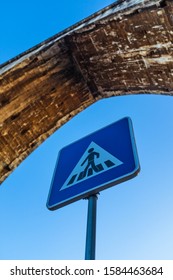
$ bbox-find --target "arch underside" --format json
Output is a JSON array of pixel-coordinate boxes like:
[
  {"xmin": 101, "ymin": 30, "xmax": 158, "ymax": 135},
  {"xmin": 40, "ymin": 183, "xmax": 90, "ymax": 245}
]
[{"xmin": 0, "ymin": 0, "xmax": 173, "ymax": 184}]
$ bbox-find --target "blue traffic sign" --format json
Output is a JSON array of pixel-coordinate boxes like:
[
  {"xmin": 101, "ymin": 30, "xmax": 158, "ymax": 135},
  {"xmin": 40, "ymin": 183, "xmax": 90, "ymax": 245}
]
[{"xmin": 47, "ymin": 117, "xmax": 140, "ymax": 210}]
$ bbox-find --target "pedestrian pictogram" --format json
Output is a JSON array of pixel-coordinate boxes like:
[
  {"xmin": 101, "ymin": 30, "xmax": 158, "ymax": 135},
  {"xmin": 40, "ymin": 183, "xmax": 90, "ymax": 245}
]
[{"xmin": 60, "ymin": 141, "xmax": 123, "ymax": 190}]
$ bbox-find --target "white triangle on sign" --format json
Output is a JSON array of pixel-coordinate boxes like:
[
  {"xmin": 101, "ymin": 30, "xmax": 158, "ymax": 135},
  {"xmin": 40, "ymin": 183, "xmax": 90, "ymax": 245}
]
[{"xmin": 60, "ymin": 141, "xmax": 123, "ymax": 191}]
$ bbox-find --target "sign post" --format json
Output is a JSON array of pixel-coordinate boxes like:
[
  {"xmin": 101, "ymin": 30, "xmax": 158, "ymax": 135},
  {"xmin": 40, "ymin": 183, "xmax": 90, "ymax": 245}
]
[{"xmin": 85, "ymin": 194, "xmax": 98, "ymax": 260}]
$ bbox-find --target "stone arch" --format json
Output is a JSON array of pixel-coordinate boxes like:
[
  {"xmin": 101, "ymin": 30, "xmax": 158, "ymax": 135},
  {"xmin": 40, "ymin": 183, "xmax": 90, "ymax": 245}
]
[{"xmin": 0, "ymin": 0, "xmax": 173, "ymax": 183}]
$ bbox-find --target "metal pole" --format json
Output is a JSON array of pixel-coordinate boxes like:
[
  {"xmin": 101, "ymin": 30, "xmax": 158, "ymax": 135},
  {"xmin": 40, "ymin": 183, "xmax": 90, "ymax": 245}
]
[{"xmin": 85, "ymin": 194, "xmax": 98, "ymax": 260}]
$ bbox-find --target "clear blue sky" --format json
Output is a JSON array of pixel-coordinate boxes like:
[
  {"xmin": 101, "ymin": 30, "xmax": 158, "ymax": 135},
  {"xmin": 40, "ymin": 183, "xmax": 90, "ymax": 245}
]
[{"xmin": 1, "ymin": 0, "xmax": 173, "ymax": 260}]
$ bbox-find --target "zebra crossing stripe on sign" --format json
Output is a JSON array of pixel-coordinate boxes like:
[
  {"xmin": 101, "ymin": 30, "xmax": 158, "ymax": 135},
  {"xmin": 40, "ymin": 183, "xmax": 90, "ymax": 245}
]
[{"xmin": 60, "ymin": 141, "xmax": 123, "ymax": 191}]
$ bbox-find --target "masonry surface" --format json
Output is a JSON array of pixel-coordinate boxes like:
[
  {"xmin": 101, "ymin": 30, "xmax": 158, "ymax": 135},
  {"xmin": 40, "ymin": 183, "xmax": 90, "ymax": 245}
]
[{"xmin": 0, "ymin": 0, "xmax": 173, "ymax": 184}]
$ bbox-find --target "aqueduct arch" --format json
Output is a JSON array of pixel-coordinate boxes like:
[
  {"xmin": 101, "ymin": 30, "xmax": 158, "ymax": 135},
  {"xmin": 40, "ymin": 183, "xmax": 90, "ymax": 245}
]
[{"xmin": 0, "ymin": 0, "xmax": 173, "ymax": 184}]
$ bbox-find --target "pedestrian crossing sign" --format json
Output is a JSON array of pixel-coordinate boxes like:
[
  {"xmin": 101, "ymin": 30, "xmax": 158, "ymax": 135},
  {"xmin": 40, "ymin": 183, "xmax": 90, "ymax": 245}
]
[{"xmin": 47, "ymin": 117, "xmax": 140, "ymax": 210}]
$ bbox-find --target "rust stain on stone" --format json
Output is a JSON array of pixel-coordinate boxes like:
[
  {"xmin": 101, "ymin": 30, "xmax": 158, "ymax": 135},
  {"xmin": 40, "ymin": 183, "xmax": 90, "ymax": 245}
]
[{"xmin": 0, "ymin": 0, "xmax": 173, "ymax": 184}]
